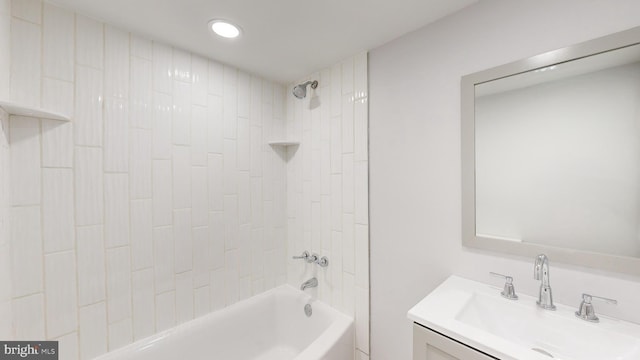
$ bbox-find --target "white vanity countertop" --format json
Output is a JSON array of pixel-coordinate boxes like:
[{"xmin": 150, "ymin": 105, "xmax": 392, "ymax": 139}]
[{"xmin": 408, "ymin": 275, "xmax": 640, "ymax": 360}]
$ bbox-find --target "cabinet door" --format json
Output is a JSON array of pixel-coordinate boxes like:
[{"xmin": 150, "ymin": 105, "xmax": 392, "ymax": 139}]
[{"xmin": 413, "ymin": 324, "xmax": 497, "ymax": 360}]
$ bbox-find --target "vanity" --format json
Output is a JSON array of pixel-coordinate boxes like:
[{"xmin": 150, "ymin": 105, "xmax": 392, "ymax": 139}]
[
  {"xmin": 408, "ymin": 276, "xmax": 640, "ymax": 360},
  {"xmin": 409, "ymin": 24, "xmax": 640, "ymax": 360}
]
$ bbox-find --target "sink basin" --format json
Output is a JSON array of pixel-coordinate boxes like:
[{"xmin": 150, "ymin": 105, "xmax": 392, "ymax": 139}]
[{"xmin": 408, "ymin": 276, "xmax": 640, "ymax": 360}]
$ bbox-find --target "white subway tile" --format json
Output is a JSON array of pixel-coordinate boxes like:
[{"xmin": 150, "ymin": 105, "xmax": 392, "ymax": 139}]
[
  {"xmin": 194, "ymin": 286, "xmax": 210, "ymax": 317},
  {"xmin": 238, "ymin": 72, "xmax": 250, "ymax": 119},
  {"xmin": 207, "ymin": 95, "xmax": 223, "ymax": 154},
  {"xmin": 274, "ymin": 85, "xmax": 285, "ymax": 120},
  {"xmin": 11, "ymin": 206, "xmax": 42, "ymax": 297},
  {"xmin": 238, "ymin": 224, "xmax": 251, "ymax": 278},
  {"xmin": 104, "ymin": 98, "xmax": 129, "ymax": 172},
  {"xmin": 193, "ymin": 227, "xmax": 210, "ymax": 287},
  {"xmin": 343, "ymin": 213, "xmax": 355, "ymax": 275},
  {"xmin": 207, "ymin": 154, "xmax": 223, "ymax": 211},
  {"xmin": 210, "ymin": 269, "xmax": 225, "ymax": 310},
  {"xmin": 56, "ymin": 332, "xmax": 79, "ymax": 360},
  {"xmin": 330, "ymin": 115, "xmax": 342, "ymax": 174},
  {"xmin": 355, "ymin": 161, "xmax": 368, "ymax": 224},
  {"xmin": 342, "ymin": 153, "xmax": 354, "ymax": 213},
  {"xmin": 237, "ymin": 116, "xmax": 250, "ymax": 171},
  {"xmin": 79, "ymin": 302, "xmax": 107, "ymax": 360},
  {"xmin": 342, "ymin": 57, "xmax": 354, "ymax": 95},
  {"xmin": 76, "ymin": 15, "xmax": 103, "ymax": 69},
  {"xmin": 173, "ymin": 49, "xmax": 191, "ymax": 83},
  {"xmin": 45, "ymin": 251, "xmax": 77, "ymax": 338},
  {"xmin": 224, "ymin": 195, "xmax": 238, "ymax": 250},
  {"xmin": 342, "ymin": 94, "xmax": 354, "ymax": 154},
  {"xmin": 152, "ymin": 91, "xmax": 172, "ymax": 159},
  {"xmin": 105, "ymin": 26, "xmax": 130, "ymax": 99},
  {"xmin": 356, "ymin": 350, "xmax": 370, "ymax": 360},
  {"xmin": 223, "ymin": 66, "xmax": 237, "ymax": 139},
  {"xmin": 130, "ymin": 57, "xmax": 153, "ymax": 129},
  {"xmin": 131, "ymin": 199, "xmax": 153, "ymax": 270},
  {"xmin": 153, "ymin": 226, "xmax": 174, "ymax": 293},
  {"xmin": 12, "ymin": 293, "xmax": 45, "ymax": 340},
  {"xmin": 131, "ymin": 35, "xmax": 152, "ymax": 60},
  {"xmin": 224, "ymin": 250, "xmax": 238, "ymax": 305},
  {"xmin": 238, "ymin": 277, "xmax": 251, "ymax": 301},
  {"xmin": 75, "ymin": 66, "xmax": 104, "ymax": 146},
  {"xmin": 106, "ymin": 247, "xmax": 132, "ymax": 323},
  {"xmin": 75, "ymin": 147, "xmax": 103, "ymax": 226},
  {"xmin": 77, "ymin": 225, "xmax": 105, "ymax": 306},
  {"xmin": 155, "ymin": 291, "xmax": 175, "ymax": 332},
  {"xmin": 41, "ymin": 119, "xmax": 73, "ymax": 168},
  {"xmin": 43, "ymin": 168, "xmax": 74, "ymax": 253},
  {"xmin": 173, "ymin": 209, "xmax": 192, "ymax": 273},
  {"xmin": 251, "ymin": 178, "xmax": 263, "ymax": 228},
  {"xmin": 223, "ymin": 139, "xmax": 237, "ymax": 195},
  {"xmin": 152, "ymin": 43, "xmax": 172, "ymax": 94},
  {"xmin": 331, "ymin": 231, "xmax": 343, "ymax": 309},
  {"xmin": 208, "ymin": 60, "xmax": 223, "ymax": 96},
  {"xmin": 108, "ymin": 319, "xmax": 132, "ymax": 351},
  {"xmin": 172, "ymin": 80, "xmax": 191, "ymax": 145},
  {"xmin": 130, "ymin": 129, "xmax": 152, "ymax": 199},
  {"xmin": 209, "ymin": 211, "xmax": 224, "ymax": 270},
  {"xmin": 10, "ymin": 117, "xmax": 40, "ymax": 206},
  {"xmin": 331, "ymin": 174, "xmax": 342, "ymax": 231},
  {"xmin": 355, "ymin": 224, "xmax": 369, "ymax": 288},
  {"xmin": 321, "ymin": 196, "xmax": 331, "ymax": 252},
  {"xmin": 250, "ymin": 125, "xmax": 262, "ymax": 177},
  {"xmin": 192, "ymin": 166, "xmax": 208, "ymax": 226},
  {"xmin": 354, "ymin": 99, "xmax": 368, "ymax": 162},
  {"xmin": 331, "ymin": 63, "xmax": 341, "ymax": 117},
  {"xmin": 191, "ymin": 105, "xmax": 207, "ymax": 165},
  {"xmin": 343, "ymin": 272, "xmax": 355, "ymax": 315},
  {"xmin": 238, "ymin": 171, "xmax": 251, "ymax": 225},
  {"xmin": 132, "ymin": 269, "xmax": 155, "ymax": 340},
  {"xmin": 11, "ymin": 0, "xmax": 40, "ymax": 23},
  {"xmin": 10, "ymin": 19, "xmax": 40, "ymax": 106},
  {"xmin": 152, "ymin": 160, "xmax": 172, "ymax": 226},
  {"xmin": 175, "ymin": 271, "xmax": 193, "ymax": 324},
  {"xmin": 250, "ymin": 76, "xmax": 262, "ymax": 127},
  {"xmin": 42, "ymin": 77, "xmax": 74, "ymax": 118},
  {"xmin": 0, "ymin": 302, "xmax": 8, "ymax": 339},
  {"xmin": 192, "ymin": 56, "xmax": 207, "ymax": 106},
  {"xmin": 251, "ymin": 228, "xmax": 264, "ymax": 280},
  {"xmin": 262, "ymin": 81, "xmax": 273, "ymax": 104},
  {"xmin": 356, "ymin": 286, "xmax": 369, "ymax": 353},
  {"xmin": 172, "ymin": 145, "xmax": 191, "ymax": 209},
  {"xmin": 321, "ymin": 141, "xmax": 331, "ymax": 195},
  {"xmin": 43, "ymin": 4, "xmax": 73, "ymax": 81}
]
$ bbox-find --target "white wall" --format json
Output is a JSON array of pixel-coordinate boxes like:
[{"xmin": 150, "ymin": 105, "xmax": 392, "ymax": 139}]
[
  {"xmin": 4, "ymin": 1, "xmax": 287, "ymax": 358},
  {"xmin": 369, "ymin": 1, "xmax": 640, "ymax": 359},
  {"xmin": 476, "ymin": 63, "xmax": 640, "ymax": 257},
  {"xmin": 285, "ymin": 53, "xmax": 370, "ymax": 358}
]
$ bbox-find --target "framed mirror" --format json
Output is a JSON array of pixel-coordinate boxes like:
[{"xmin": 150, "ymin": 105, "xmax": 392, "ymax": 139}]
[{"xmin": 461, "ymin": 26, "xmax": 640, "ymax": 275}]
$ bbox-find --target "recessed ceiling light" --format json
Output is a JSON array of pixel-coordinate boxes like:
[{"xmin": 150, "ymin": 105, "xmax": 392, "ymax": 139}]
[{"xmin": 209, "ymin": 20, "xmax": 241, "ymax": 39}]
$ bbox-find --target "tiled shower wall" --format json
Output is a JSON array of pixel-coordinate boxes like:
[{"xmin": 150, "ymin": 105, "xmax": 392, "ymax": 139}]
[
  {"xmin": 3, "ymin": 0, "xmax": 288, "ymax": 358},
  {"xmin": 286, "ymin": 53, "xmax": 369, "ymax": 359},
  {"xmin": 0, "ymin": 0, "xmax": 11, "ymax": 341}
]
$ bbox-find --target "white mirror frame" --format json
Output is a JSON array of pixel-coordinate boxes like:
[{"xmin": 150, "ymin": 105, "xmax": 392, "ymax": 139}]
[{"xmin": 461, "ymin": 26, "xmax": 640, "ymax": 276}]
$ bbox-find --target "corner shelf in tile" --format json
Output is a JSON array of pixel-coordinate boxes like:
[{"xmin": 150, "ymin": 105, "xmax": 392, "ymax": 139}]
[
  {"xmin": 0, "ymin": 100, "xmax": 71, "ymax": 121},
  {"xmin": 268, "ymin": 140, "xmax": 300, "ymax": 146}
]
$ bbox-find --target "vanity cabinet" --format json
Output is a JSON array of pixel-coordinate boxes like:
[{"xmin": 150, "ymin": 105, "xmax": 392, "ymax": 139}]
[{"xmin": 413, "ymin": 324, "xmax": 497, "ymax": 360}]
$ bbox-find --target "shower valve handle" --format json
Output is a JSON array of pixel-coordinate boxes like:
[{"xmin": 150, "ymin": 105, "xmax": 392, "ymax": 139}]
[{"xmin": 292, "ymin": 251, "xmax": 314, "ymax": 263}]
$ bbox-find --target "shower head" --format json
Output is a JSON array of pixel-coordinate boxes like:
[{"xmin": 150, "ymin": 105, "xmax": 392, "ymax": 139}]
[{"xmin": 292, "ymin": 80, "xmax": 318, "ymax": 99}]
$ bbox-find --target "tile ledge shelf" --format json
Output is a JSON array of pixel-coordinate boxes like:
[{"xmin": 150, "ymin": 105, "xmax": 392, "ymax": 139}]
[
  {"xmin": 268, "ymin": 140, "xmax": 300, "ymax": 146},
  {"xmin": 0, "ymin": 100, "xmax": 71, "ymax": 121}
]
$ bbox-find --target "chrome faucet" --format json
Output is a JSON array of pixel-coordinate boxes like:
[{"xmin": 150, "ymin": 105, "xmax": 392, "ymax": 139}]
[
  {"xmin": 534, "ymin": 254, "xmax": 556, "ymax": 310},
  {"xmin": 300, "ymin": 277, "xmax": 318, "ymax": 291}
]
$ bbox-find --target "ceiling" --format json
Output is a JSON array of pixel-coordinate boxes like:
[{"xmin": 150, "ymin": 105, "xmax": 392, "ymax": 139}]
[{"xmin": 49, "ymin": 0, "xmax": 476, "ymax": 83}]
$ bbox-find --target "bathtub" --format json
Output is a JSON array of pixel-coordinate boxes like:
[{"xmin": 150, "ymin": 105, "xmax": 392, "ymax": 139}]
[{"xmin": 96, "ymin": 284, "xmax": 354, "ymax": 360}]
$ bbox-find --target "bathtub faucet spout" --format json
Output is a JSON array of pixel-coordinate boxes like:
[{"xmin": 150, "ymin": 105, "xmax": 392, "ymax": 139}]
[{"xmin": 300, "ymin": 278, "xmax": 318, "ymax": 291}]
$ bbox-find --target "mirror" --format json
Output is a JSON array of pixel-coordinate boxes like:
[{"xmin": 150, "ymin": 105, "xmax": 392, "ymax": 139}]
[{"xmin": 461, "ymin": 26, "xmax": 640, "ymax": 275}]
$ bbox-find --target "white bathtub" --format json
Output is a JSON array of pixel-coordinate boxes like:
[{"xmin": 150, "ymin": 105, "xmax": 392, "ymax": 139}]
[{"xmin": 96, "ymin": 285, "xmax": 354, "ymax": 360}]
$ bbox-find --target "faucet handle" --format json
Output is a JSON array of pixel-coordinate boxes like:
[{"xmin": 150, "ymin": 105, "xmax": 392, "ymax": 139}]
[
  {"xmin": 292, "ymin": 251, "xmax": 312, "ymax": 263},
  {"xmin": 489, "ymin": 272, "xmax": 518, "ymax": 300},
  {"xmin": 575, "ymin": 293, "xmax": 618, "ymax": 322}
]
